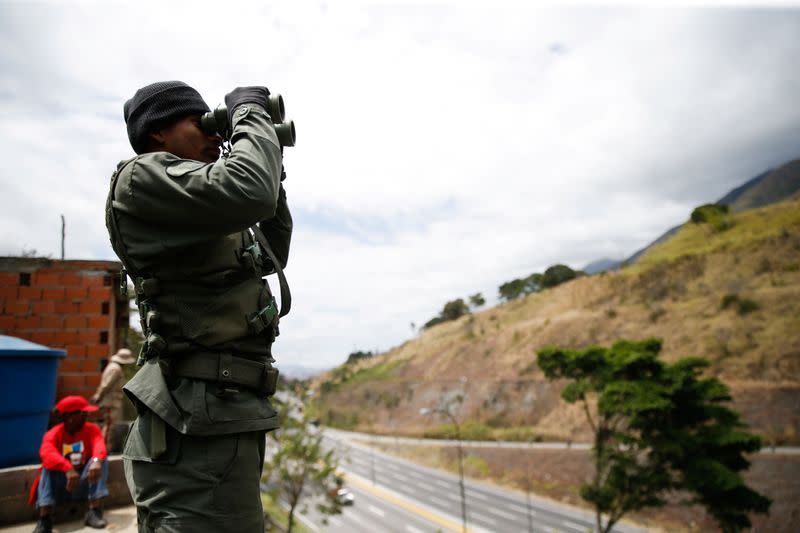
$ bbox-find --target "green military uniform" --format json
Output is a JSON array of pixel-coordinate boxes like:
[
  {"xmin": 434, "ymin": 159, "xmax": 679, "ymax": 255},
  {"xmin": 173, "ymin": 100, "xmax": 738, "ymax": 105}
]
[{"xmin": 106, "ymin": 100, "xmax": 291, "ymax": 532}]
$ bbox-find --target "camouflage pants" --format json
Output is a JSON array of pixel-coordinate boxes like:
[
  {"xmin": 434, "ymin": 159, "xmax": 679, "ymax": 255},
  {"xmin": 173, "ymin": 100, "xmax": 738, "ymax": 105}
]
[{"xmin": 123, "ymin": 414, "xmax": 266, "ymax": 532}]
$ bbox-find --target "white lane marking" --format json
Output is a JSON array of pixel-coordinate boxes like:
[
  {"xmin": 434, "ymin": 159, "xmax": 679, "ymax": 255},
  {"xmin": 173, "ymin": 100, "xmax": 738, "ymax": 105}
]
[
  {"xmin": 429, "ymin": 496, "xmax": 450, "ymax": 507},
  {"xmin": 406, "ymin": 526, "xmax": 425, "ymax": 533},
  {"xmin": 505, "ymin": 502, "xmax": 534, "ymax": 514},
  {"xmin": 487, "ymin": 506, "xmax": 518, "ymax": 519},
  {"xmin": 407, "ymin": 471, "xmax": 428, "ymax": 479},
  {"xmin": 563, "ymin": 519, "xmax": 590, "ymax": 532},
  {"xmin": 466, "ymin": 490, "xmax": 489, "ymax": 500},
  {"xmin": 392, "ymin": 473, "xmax": 411, "ymax": 481},
  {"xmin": 469, "ymin": 510, "xmax": 497, "ymax": 525},
  {"xmin": 434, "ymin": 479, "xmax": 451, "ymax": 488},
  {"xmin": 328, "ymin": 517, "xmax": 343, "ymax": 527},
  {"xmin": 368, "ymin": 504, "xmax": 386, "ymax": 517}
]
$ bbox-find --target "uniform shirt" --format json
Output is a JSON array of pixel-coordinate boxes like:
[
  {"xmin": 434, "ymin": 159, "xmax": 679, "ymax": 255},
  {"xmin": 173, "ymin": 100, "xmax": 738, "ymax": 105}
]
[
  {"xmin": 110, "ymin": 103, "xmax": 289, "ymax": 439},
  {"xmin": 39, "ymin": 421, "xmax": 107, "ymax": 472}
]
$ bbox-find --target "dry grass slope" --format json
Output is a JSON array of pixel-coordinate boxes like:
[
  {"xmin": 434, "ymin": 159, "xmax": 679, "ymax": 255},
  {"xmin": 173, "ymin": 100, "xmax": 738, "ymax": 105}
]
[{"xmin": 313, "ymin": 198, "xmax": 800, "ymax": 445}]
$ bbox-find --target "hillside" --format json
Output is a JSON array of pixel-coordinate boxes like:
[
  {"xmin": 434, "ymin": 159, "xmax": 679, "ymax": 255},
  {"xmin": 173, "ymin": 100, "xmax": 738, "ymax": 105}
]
[
  {"xmin": 622, "ymin": 157, "xmax": 800, "ymax": 267},
  {"xmin": 311, "ymin": 198, "xmax": 800, "ymax": 444}
]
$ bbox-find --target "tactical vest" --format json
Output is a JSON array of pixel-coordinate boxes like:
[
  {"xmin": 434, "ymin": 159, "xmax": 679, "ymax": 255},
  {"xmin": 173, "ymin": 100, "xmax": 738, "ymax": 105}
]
[{"xmin": 105, "ymin": 157, "xmax": 289, "ymax": 394}]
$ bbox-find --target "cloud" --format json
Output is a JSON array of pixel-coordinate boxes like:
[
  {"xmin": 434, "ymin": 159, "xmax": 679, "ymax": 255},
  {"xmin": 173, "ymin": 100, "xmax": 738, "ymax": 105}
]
[{"xmin": 1, "ymin": 4, "xmax": 799, "ymax": 370}]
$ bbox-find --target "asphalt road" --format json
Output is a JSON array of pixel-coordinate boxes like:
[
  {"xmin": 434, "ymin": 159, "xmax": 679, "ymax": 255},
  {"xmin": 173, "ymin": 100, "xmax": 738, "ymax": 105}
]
[{"xmin": 295, "ymin": 431, "xmax": 649, "ymax": 533}]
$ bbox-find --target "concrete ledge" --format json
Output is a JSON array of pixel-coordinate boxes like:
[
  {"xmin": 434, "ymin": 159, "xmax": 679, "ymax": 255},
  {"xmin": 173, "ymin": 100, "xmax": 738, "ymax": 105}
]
[{"xmin": 0, "ymin": 456, "xmax": 132, "ymax": 526}]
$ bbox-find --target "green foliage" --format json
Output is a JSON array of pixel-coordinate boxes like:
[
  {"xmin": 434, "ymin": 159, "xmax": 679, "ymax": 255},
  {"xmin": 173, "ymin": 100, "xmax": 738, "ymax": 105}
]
[
  {"xmin": 720, "ymin": 293, "xmax": 739, "ymax": 310},
  {"xmin": 344, "ymin": 360, "xmax": 401, "ymax": 385},
  {"xmin": 537, "ymin": 339, "xmax": 770, "ymax": 533},
  {"xmin": 690, "ymin": 203, "xmax": 733, "ymax": 232},
  {"xmin": 462, "ymin": 455, "xmax": 490, "ymax": 477},
  {"xmin": 424, "ymin": 298, "xmax": 471, "ymax": 329},
  {"xmin": 542, "ymin": 264, "xmax": 578, "ymax": 289},
  {"xmin": 468, "ymin": 292, "xmax": 486, "ymax": 309},
  {"xmin": 346, "ymin": 350, "xmax": 374, "ymax": 364},
  {"xmin": 720, "ymin": 294, "xmax": 760, "ymax": 315},
  {"xmin": 423, "ymin": 421, "xmax": 492, "ymax": 441},
  {"xmin": 691, "ymin": 203, "xmax": 730, "ymax": 224},
  {"xmin": 737, "ymin": 298, "xmax": 760, "ymax": 315},
  {"xmin": 264, "ymin": 397, "xmax": 344, "ymax": 533},
  {"xmin": 498, "ymin": 272, "xmax": 543, "ymax": 302}
]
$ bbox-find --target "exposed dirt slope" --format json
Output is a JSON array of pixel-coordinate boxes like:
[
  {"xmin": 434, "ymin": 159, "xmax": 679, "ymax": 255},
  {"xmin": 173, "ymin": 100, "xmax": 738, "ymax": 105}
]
[{"xmin": 312, "ymin": 199, "xmax": 800, "ymax": 444}]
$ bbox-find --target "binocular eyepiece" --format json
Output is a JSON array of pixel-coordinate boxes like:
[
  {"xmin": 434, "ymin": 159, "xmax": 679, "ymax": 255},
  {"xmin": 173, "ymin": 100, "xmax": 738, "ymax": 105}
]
[{"xmin": 201, "ymin": 93, "xmax": 296, "ymax": 147}]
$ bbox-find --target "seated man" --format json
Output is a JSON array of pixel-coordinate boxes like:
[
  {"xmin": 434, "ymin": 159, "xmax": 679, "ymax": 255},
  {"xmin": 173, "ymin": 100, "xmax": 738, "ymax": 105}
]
[{"xmin": 33, "ymin": 395, "xmax": 109, "ymax": 533}]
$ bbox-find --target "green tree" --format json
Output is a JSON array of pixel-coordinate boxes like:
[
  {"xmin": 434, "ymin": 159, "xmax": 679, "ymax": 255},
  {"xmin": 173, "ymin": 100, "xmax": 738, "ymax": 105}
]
[
  {"xmin": 263, "ymin": 397, "xmax": 343, "ymax": 532},
  {"xmin": 346, "ymin": 350, "xmax": 373, "ymax": 364},
  {"xmin": 541, "ymin": 264, "xmax": 577, "ymax": 288},
  {"xmin": 468, "ymin": 292, "xmax": 486, "ymax": 309},
  {"xmin": 524, "ymin": 272, "xmax": 543, "ymax": 293},
  {"xmin": 423, "ymin": 298, "xmax": 471, "ymax": 329},
  {"xmin": 537, "ymin": 339, "xmax": 770, "ymax": 533},
  {"xmin": 498, "ymin": 278, "xmax": 528, "ymax": 301},
  {"xmin": 441, "ymin": 298, "xmax": 470, "ymax": 321}
]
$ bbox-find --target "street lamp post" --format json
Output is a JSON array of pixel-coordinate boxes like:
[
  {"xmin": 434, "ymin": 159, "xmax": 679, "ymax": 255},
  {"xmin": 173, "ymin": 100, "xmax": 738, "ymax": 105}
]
[{"xmin": 420, "ymin": 406, "xmax": 468, "ymax": 533}]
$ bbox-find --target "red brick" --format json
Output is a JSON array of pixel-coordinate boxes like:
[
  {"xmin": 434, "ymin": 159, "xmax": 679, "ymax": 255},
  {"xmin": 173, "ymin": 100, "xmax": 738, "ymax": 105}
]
[
  {"xmin": 66, "ymin": 344, "xmax": 87, "ymax": 357},
  {"xmin": 59, "ymin": 273, "xmax": 83, "ymax": 287},
  {"xmin": 52, "ymin": 331, "xmax": 81, "ymax": 345},
  {"xmin": 79, "ymin": 301, "xmax": 102, "ymax": 314},
  {"xmin": 6, "ymin": 301, "xmax": 30, "ymax": 315},
  {"xmin": 86, "ymin": 344, "xmax": 110, "ymax": 358},
  {"xmin": 55, "ymin": 302, "xmax": 79, "ymax": 314},
  {"xmin": 60, "ymin": 358, "xmax": 82, "ymax": 372},
  {"xmin": 65, "ymin": 287, "xmax": 88, "ymax": 300},
  {"xmin": 33, "ymin": 301, "xmax": 56, "ymax": 314},
  {"xmin": 0, "ymin": 287, "xmax": 18, "ymax": 299},
  {"xmin": 18, "ymin": 286, "xmax": 42, "ymax": 299},
  {"xmin": 61, "ymin": 374, "xmax": 85, "ymax": 389},
  {"xmin": 30, "ymin": 331, "xmax": 56, "ymax": 345},
  {"xmin": 81, "ymin": 359, "xmax": 100, "ymax": 372},
  {"xmin": 42, "ymin": 288, "xmax": 66, "ymax": 300},
  {"xmin": 81, "ymin": 275, "xmax": 105, "ymax": 287},
  {"xmin": 88, "ymin": 315, "xmax": 110, "ymax": 329},
  {"xmin": 77, "ymin": 331, "xmax": 97, "ymax": 344},
  {"xmin": 15, "ymin": 316, "xmax": 39, "ymax": 329},
  {"xmin": 41, "ymin": 316, "xmax": 64, "ymax": 328},
  {"xmin": 64, "ymin": 315, "xmax": 87, "ymax": 328},
  {"xmin": 88, "ymin": 286, "xmax": 112, "ymax": 300},
  {"xmin": 85, "ymin": 374, "xmax": 101, "ymax": 388},
  {"xmin": 0, "ymin": 315, "xmax": 14, "ymax": 329},
  {"xmin": 0, "ymin": 272, "xmax": 18, "ymax": 286},
  {"xmin": 33, "ymin": 273, "xmax": 59, "ymax": 286}
]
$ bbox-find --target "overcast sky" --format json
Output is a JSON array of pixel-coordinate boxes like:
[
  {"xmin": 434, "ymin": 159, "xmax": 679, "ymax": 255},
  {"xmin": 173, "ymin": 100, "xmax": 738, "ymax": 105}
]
[{"xmin": 1, "ymin": 2, "xmax": 799, "ymax": 372}]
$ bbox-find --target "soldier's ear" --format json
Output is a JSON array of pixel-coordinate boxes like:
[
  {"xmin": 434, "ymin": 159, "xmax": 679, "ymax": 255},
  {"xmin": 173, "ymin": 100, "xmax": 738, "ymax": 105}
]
[{"xmin": 149, "ymin": 129, "xmax": 167, "ymax": 148}]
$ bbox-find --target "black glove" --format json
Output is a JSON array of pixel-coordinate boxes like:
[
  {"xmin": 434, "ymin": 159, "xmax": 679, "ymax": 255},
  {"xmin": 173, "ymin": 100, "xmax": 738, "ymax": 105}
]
[{"xmin": 225, "ymin": 86, "xmax": 270, "ymax": 123}]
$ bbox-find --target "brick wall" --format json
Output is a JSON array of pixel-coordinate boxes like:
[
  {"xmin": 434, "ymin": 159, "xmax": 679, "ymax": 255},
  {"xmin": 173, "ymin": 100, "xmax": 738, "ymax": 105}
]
[{"xmin": 0, "ymin": 257, "xmax": 129, "ymax": 400}]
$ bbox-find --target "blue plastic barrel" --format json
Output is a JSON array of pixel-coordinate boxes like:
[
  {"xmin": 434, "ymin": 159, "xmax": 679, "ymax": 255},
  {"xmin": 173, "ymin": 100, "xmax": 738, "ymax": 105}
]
[{"xmin": 0, "ymin": 335, "xmax": 66, "ymax": 468}]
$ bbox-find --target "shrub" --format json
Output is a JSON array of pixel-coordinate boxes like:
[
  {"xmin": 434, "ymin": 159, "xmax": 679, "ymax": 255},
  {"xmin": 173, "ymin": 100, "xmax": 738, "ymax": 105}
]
[
  {"xmin": 737, "ymin": 298, "xmax": 760, "ymax": 315},
  {"xmin": 542, "ymin": 264, "xmax": 577, "ymax": 288},
  {"xmin": 720, "ymin": 293, "xmax": 739, "ymax": 310}
]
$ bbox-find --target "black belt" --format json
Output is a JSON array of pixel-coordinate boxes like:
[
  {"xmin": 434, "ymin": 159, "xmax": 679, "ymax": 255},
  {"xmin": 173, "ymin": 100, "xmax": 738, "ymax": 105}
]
[{"xmin": 163, "ymin": 352, "xmax": 279, "ymax": 397}]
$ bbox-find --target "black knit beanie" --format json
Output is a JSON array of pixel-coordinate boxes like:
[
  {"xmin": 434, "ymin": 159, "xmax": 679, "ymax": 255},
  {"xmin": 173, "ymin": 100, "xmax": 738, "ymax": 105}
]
[{"xmin": 123, "ymin": 81, "xmax": 210, "ymax": 154}]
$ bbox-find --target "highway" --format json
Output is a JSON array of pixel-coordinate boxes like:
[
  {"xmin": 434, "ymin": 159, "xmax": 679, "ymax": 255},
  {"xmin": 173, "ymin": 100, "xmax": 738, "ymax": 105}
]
[{"xmin": 293, "ymin": 430, "xmax": 649, "ymax": 533}]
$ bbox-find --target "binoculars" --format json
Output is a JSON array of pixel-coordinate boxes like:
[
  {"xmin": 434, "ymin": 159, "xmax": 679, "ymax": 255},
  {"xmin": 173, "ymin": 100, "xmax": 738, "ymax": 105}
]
[{"xmin": 201, "ymin": 93, "xmax": 296, "ymax": 147}]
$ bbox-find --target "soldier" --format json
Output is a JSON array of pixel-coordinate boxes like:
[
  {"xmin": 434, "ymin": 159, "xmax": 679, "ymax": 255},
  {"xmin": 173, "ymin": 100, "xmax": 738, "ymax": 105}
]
[
  {"xmin": 91, "ymin": 347, "xmax": 136, "ymax": 448},
  {"xmin": 106, "ymin": 81, "xmax": 291, "ymax": 532}
]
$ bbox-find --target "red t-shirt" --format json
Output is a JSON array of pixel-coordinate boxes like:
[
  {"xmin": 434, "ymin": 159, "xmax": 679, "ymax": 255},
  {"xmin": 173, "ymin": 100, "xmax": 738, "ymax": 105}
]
[{"xmin": 39, "ymin": 422, "xmax": 107, "ymax": 472}]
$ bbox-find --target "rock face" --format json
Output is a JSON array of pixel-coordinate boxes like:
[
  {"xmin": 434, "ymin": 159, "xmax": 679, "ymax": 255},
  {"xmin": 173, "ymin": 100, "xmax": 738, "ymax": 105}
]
[{"xmin": 313, "ymin": 198, "xmax": 800, "ymax": 444}]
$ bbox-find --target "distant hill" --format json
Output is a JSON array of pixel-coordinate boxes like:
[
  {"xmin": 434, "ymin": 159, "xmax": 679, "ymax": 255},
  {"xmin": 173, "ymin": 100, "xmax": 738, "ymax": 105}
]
[
  {"xmin": 311, "ymin": 199, "xmax": 800, "ymax": 445},
  {"xmin": 622, "ymin": 157, "xmax": 800, "ymax": 266},
  {"xmin": 582, "ymin": 257, "xmax": 622, "ymax": 274},
  {"xmin": 724, "ymin": 159, "xmax": 800, "ymax": 212}
]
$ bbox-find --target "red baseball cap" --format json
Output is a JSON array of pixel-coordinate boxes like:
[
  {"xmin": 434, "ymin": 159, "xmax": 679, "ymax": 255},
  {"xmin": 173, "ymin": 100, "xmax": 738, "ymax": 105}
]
[{"xmin": 55, "ymin": 395, "xmax": 99, "ymax": 414}]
